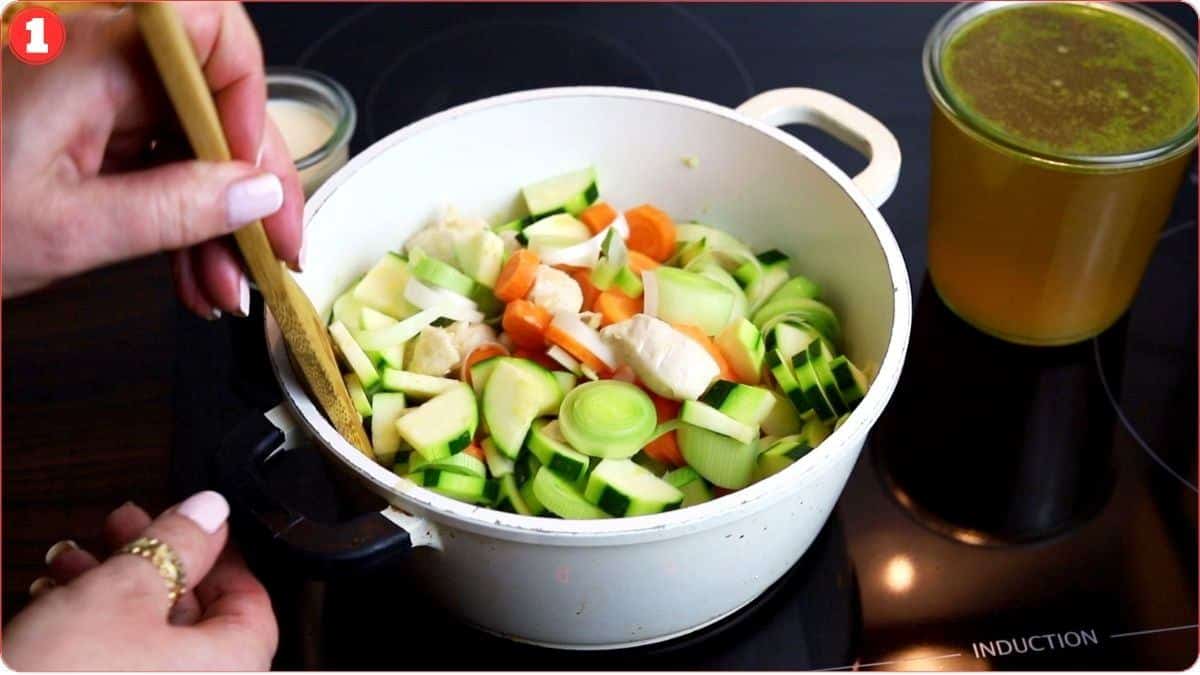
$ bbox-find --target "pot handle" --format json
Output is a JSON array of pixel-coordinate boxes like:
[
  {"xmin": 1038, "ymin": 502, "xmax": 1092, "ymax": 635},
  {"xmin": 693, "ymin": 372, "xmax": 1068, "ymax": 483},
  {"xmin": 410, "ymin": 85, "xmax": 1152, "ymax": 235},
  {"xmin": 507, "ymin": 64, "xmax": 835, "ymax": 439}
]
[
  {"xmin": 736, "ymin": 87, "xmax": 902, "ymax": 207},
  {"xmin": 213, "ymin": 408, "xmax": 423, "ymax": 578}
]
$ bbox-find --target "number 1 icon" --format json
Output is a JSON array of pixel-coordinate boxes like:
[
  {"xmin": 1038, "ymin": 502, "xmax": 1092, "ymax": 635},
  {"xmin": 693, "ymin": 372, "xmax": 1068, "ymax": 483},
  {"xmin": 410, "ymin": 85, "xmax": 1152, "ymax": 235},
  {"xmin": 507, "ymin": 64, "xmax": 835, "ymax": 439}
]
[{"xmin": 26, "ymin": 17, "xmax": 49, "ymax": 54}]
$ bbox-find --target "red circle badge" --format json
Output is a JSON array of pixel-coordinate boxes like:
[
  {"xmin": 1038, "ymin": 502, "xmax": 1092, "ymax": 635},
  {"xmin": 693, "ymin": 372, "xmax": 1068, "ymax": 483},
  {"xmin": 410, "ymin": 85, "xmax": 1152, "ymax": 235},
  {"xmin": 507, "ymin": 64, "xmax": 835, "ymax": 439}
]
[{"xmin": 8, "ymin": 7, "xmax": 66, "ymax": 65}]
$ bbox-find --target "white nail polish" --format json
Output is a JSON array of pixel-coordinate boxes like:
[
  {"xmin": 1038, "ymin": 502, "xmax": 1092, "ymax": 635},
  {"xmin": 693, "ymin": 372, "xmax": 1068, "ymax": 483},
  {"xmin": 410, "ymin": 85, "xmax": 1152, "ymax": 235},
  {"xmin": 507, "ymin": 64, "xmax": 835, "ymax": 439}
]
[
  {"xmin": 299, "ymin": 239, "xmax": 309, "ymax": 272},
  {"xmin": 175, "ymin": 491, "xmax": 230, "ymax": 534},
  {"xmin": 226, "ymin": 174, "xmax": 283, "ymax": 228},
  {"xmin": 208, "ymin": 307, "xmax": 223, "ymax": 321},
  {"xmin": 45, "ymin": 540, "xmax": 78, "ymax": 565},
  {"xmin": 237, "ymin": 275, "xmax": 251, "ymax": 317}
]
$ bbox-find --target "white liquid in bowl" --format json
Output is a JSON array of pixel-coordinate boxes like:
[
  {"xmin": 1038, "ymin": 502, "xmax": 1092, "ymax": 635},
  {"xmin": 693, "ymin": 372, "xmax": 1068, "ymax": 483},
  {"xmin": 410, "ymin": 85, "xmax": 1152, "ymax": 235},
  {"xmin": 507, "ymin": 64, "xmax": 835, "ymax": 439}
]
[{"xmin": 267, "ymin": 99, "xmax": 347, "ymax": 196}]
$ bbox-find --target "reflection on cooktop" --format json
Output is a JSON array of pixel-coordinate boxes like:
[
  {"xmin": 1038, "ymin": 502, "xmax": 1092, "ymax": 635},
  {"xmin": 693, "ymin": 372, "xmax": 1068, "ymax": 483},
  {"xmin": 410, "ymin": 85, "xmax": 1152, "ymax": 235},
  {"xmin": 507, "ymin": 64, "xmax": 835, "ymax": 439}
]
[{"xmin": 290, "ymin": 4, "xmax": 755, "ymax": 145}]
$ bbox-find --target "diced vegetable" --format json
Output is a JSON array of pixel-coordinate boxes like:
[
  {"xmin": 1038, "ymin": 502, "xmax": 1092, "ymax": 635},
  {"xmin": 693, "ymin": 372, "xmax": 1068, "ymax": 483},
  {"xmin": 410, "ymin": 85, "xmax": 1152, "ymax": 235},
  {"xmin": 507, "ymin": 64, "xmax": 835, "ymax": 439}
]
[
  {"xmin": 752, "ymin": 296, "xmax": 840, "ymax": 346},
  {"xmin": 360, "ymin": 307, "xmax": 398, "ymax": 331},
  {"xmin": 395, "ymin": 384, "xmax": 478, "ymax": 460},
  {"xmin": 558, "ymin": 380, "xmax": 656, "ymax": 458},
  {"xmin": 496, "ymin": 474, "xmax": 534, "ymax": 514},
  {"xmin": 370, "ymin": 393, "xmax": 407, "ymax": 466},
  {"xmin": 715, "ymin": 318, "xmax": 765, "ymax": 384},
  {"xmin": 663, "ymin": 466, "xmax": 714, "ymax": 507},
  {"xmin": 482, "ymin": 438, "xmax": 515, "ymax": 478},
  {"xmin": 344, "ymin": 373, "xmax": 373, "ymax": 418},
  {"xmin": 677, "ymin": 422, "xmax": 759, "ymax": 489},
  {"xmin": 527, "ymin": 420, "xmax": 591, "ymax": 484},
  {"xmin": 697, "ymin": 380, "xmax": 775, "ymax": 428},
  {"xmin": 643, "ymin": 395, "xmax": 685, "ymax": 467},
  {"xmin": 645, "ymin": 267, "xmax": 736, "ymax": 336},
  {"xmin": 546, "ymin": 311, "xmax": 618, "ymax": 374},
  {"xmin": 754, "ymin": 419, "xmax": 831, "ymax": 482},
  {"xmin": 410, "ymin": 248, "xmax": 478, "ymax": 297},
  {"xmin": 584, "ymin": 459, "xmax": 684, "ymax": 516},
  {"xmin": 482, "ymin": 358, "xmax": 561, "ymax": 458},
  {"xmin": 353, "ymin": 253, "xmax": 418, "ymax": 319},
  {"xmin": 790, "ymin": 347, "xmax": 838, "ymax": 422},
  {"xmin": 625, "ymin": 205, "xmax": 677, "ymax": 262},
  {"xmin": 594, "ymin": 291, "xmax": 641, "ymax": 326},
  {"xmin": 830, "ymin": 355, "xmax": 869, "ymax": 411},
  {"xmin": 455, "ymin": 228, "xmax": 506, "ymax": 287},
  {"xmin": 380, "ymin": 369, "xmax": 460, "ymax": 399},
  {"xmin": 737, "ymin": 249, "xmax": 790, "ymax": 311},
  {"xmin": 461, "ymin": 343, "xmax": 509, "ymax": 384},
  {"xmin": 600, "ymin": 314, "xmax": 719, "ymax": 401},
  {"xmin": 678, "ymin": 400, "xmax": 757, "ymax": 444},
  {"xmin": 579, "ymin": 202, "xmax": 617, "ymax": 234},
  {"xmin": 806, "ymin": 340, "xmax": 851, "ymax": 416},
  {"xmin": 523, "ymin": 213, "xmax": 592, "ymax": 247},
  {"xmin": 531, "ymin": 467, "xmax": 610, "ymax": 519},
  {"xmin": 522, "ymin": 167, "xmax": 598, "ymax": 218},
  {"xmin": 329, "ymin": 321, "xmax": 380, "ymax": 390},
  {"xmin": 502, "ymin": 299, "xmax": 551, "ymax": 350},
  {"xmin": 494, "ymin": 249, "xmax": 541, "ymax": 302},
  {"xmin": 760, "ymin": 389, "xmax": 803, "ymax": 437},
  {"xmin": 423, "ymin": 451, "xmax": 487, "ymax": 477},
  {"xmin": 409, "ymin": 469, "xmax": 498, "ymax": 505}
]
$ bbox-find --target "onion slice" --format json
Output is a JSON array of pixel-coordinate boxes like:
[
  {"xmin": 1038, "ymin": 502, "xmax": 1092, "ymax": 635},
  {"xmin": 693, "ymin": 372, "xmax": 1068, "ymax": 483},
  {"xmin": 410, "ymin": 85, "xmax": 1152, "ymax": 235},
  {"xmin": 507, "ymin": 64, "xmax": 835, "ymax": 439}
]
[
  {"xmin": 539, "ymin": 228, "xmax": 607, "ymax": 267},
  {"xmin": 550, "ymin": 311, "xmax": 619, "ymax": 370},
  {"xmin": 609, "ymin": 213, "xmax": 630, "ymax": 240},
  {"xmin": 404, "ymin": 278, "xmax": 484, "ymax": 322},
  {"xmin": 641, "ymin": 269, "xmax": 659, "ymax": 317},
  {"xmin": 546, "ymin": 345, "xmax": 582, "ymax": 374},
  {"xmin": 356, "ymin": 308, "xmax": 441, "ymax": 352}
]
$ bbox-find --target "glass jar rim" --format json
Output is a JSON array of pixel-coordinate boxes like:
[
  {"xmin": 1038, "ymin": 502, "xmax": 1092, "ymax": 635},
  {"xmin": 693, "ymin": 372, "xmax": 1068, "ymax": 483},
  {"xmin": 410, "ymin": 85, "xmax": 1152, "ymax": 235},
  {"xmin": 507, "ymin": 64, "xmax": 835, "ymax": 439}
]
[
  {"xmin": 266, "ymin": 67, "xmax": 357, "ymax": 171},
  {"xmin": 923, "ymin": 1, "xmax": 1199, "ymax": 169}
]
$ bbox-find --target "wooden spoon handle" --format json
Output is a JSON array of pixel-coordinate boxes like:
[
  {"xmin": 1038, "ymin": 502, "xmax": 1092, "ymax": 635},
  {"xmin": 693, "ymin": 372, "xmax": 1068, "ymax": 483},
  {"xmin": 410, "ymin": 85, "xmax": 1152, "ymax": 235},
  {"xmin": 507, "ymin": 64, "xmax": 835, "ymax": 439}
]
[{"xmin": 135, "ymin": 3, "xmax": 374, "ymax": 457}]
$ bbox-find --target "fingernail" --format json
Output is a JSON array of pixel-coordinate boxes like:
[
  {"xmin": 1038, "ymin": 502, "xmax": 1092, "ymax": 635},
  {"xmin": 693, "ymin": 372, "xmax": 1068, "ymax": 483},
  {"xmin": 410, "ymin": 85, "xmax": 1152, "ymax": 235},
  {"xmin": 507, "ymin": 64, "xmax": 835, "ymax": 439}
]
[
  {"xmin": 235, "ymin": 275, "xmax": 251, "ymax": 318},
  {"xmin": 206, "ymin": 307, "xmax": 223, "ymax": 321},
  {"xmin": 29, "ymin": 577, "xmax": 56, "ymax": 597},
  {"xmin": 44, "ymin": 540, "xmax": 78, "ymax": 565},
  {"xmin": 226, "ymin": 173, "xmax": 283, "ymax": 228},
  {"xmin": 298, "ymin": 238, "xmax": 309, "ymax": 272},
  {"xmin": 176, "ymin": 490, "xmax": 229, "ymax": 534}
]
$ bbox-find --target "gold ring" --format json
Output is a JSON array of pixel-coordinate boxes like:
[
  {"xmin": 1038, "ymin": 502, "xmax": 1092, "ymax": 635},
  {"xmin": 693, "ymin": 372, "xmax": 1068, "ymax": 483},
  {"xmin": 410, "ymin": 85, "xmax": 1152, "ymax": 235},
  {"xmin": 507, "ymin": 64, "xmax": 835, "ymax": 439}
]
[{"xmin": 118, "ymin": 536, "xmax": 186, "ymax": 604}]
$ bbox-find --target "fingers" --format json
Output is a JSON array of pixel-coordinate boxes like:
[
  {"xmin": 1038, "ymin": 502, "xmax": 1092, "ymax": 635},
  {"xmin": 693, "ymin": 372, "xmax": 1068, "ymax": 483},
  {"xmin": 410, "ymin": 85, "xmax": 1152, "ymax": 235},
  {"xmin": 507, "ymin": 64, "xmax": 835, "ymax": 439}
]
[
  {"xmin": 101, "ymin": 502, "xmax": 203, "ymax": 625},
  {"xmin": 83, "ymin": 491, "xmax": 231, "ymax": 619},
  {"xmin": 171, "ymin": 249, "xmax": 221, "ymax": 320},
  {"xmin": 45, "ymin": 540, "xmax": 100, "ymax": 585},
  {"xmin": 258, "ymin": 115, "xmax": 306, "ymax": 271},
  {"xmin": 74, "ymin": 160, "xmax": 282, "ymax": 270},
  {"xmin": 186, "ymin": 546, "xmax": 279, "ymax": 669},
  {"xmin": 194, "ymin": 240, "xmax": 251, "ymax": 317}
]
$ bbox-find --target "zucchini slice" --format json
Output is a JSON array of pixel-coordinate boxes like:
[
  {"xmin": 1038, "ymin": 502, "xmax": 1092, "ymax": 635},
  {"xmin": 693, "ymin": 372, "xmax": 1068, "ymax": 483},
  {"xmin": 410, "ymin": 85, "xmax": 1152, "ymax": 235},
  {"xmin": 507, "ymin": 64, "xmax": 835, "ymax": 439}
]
[
  {"xmin": 584, "ymin": 459, "xmax": 684, "ymax": 517},
  {"xmin": 522, "ymin": 167, "xmax": 598, "ymax": 218},
  {"xmin": 395, "ymin": 384, "xmax": 478, "ymax": 460}
]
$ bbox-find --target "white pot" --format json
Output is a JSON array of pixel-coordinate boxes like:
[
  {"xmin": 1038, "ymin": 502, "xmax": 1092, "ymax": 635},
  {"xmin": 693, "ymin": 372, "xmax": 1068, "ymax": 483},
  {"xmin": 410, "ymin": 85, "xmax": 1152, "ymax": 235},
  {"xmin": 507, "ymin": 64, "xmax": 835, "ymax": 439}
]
[{"xmin": 252, "ymin": 86, "xmax": 910, "ymax": 650}]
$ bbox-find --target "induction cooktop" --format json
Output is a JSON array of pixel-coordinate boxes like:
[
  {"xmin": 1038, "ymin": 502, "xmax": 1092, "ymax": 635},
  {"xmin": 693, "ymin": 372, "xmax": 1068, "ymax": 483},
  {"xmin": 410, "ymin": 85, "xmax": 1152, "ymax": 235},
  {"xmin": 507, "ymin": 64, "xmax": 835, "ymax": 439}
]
[{"xmin": 171, "ymin": 4, "xmax": 1199, "ymax": 670}]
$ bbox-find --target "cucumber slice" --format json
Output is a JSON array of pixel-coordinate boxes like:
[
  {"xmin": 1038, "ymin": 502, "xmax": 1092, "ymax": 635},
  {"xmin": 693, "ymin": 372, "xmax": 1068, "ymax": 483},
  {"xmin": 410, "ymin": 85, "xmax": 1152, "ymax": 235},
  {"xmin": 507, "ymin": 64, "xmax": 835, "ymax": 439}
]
[
  {"xmin": 518, "ymin": 476, "xmax": 546, "ymax": 515},
  {"xmin": 766, "ymin": 348, "xmax": 811, "ymax": 416},
  {"xmin": 424, "ymin": 451, "xmax": 487, "ymax": 477},
  {"xmin": 395, "ymin": 384, "xmax": 478, "ymax": 460},
  {"xmin": 739, "ymin": 249, "xmax": 790, "ymax": 311},
  {"xmin": 830, "ymin": 356, "xmax": 869, "ymax": 411},
  {"xmin": 344, "ymin": 373, "xmax": 373, "ymax": 418},
  {"xmin": 329, "ymin": 321, "xmax": 380, "ymax": 390},
  {"xmin": 482, "ymin": 438, "xmax": 515, "ymax": 478},
  {"xmin": 768, "ymin": 275, "xmax": 822, "ymax": 303},
  {"xmin": 410, "ymin": 469, "xmax": 498, "ymax": 505},
  {"xmin": 663, "ymin": 466, "xmax": 714, "ymax": 507},
  {"xmin": 526, "ymin": 420, "xmax": 591, "ymax": 484},
  {"xmin": 410, "ymin": 248, "xmax": 478, "ymax": 298},
  {"xmin": 806, "ymin": 340, "xmax": 850, "ymax": 415},
  {"xmin": 761, "ymin": 389, "xmax": 803, "ymax": 436},
  {"xmin": 380, "ymin": 344, "xmax": 406, "ymax": 370},
  {"xmin": 494, "ymin": 215, "xmax": 533, "ymax": 236},
  {"xmin": 483, "ymin": 358, "xmax": 561, "ymax": 458},
  {"xmin": 332, "ymin": 289, "xmax": 367, "ymax": 331},
  {"xmin": 408, "ymin": 447, "xmax": 428, "ymax": 472},
  {"xmin": 360, "ymin": 307, "xmax": 398, "ymax": 331},
  {"xmin": 551, "ymin": 370, "xmax": 578, "ymax": 394},
  {"xmin": 765, "ymin": 319, "xmax": 827, "ymax": 361},
  {"xmin": 752, "ymin": 297, "xmax": 840, "ymax": 346},
  {"xmin": 531, "ymin": 466, "xmax": 610, "ymax": 519},
  {"xmin": 522, "ymin": 167, "xmax": 598, "ymax": 217},
  {"xmin": 584, "ymin": 459, "xmax": 684, "ymax": 516},
  {"xmin": 715, "ymin": 318, "xmax": 764, "ymax": 384},
  {"xmin": 679, "ymin": 400, "xmax": 757, "ymax": 444},
  {"xmin": 370, "ymin": 393, "xmax": 407, "ymax": 465},
  {"xmin": 647, "ymin": 267, "xmax": 736, "ymax": 336},
  {"xmin": 353, "ymin": 253, "xmax": 418, "ymax": 319},
  {"xmin": 380, "ymin": 369, "xmax": 460, "ymax": 399},
  {"xmin": 754, "ymin": 419, "xmax": 831, "ymax": 481},
  {"xmin": 469, "ymin": 355, "xmax": 504, "ymax": 396},
  {"xmin": 495, "ymin": 474, "xmax": 534, "ymax": 515},
  {"xmin": 558, "ymin": 380, "xmax": 657, "ymax": 459},
  {"xmin": 698, "ymin": 380, "xmax": 775, "ymax": 428},
  {"xmin": 523, "ymin": 213, "xmax": 592, "ymax": 244},
  {"xmin": 454, "ymin": 228, "xmax": 505, "ymax": 287},
  {"xmin": 790, "ymin": 348, "xmax": 837, "ymax": 422},
  {"xmin": 677, "ymin": 422, "xmax": 759, "ymax": 489}
]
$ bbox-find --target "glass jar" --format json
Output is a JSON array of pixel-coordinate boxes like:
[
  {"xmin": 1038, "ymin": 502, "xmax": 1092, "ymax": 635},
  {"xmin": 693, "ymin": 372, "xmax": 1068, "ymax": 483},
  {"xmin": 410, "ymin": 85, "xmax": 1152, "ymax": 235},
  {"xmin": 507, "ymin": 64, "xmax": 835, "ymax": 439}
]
[
  {"xmin": 266, "ymin": 67, "xmax": 356, "ymax": 197},
  {"xmin": 923, "ymin": 2, "xmax": 1197, "ymax": 346}
]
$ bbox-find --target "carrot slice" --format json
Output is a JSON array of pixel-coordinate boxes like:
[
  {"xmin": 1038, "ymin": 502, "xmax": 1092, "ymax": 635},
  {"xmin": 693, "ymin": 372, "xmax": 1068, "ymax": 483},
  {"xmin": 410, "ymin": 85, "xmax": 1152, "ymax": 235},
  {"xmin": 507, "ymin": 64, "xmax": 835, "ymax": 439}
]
[
  {"xmin": 672, "ymin": 322, "xmax": 737, "ymax": 381},
  {"xmin": 513, "ymin": 348, "xmax": 560, "ymax": 371},
  {"xmin": 495, "ymin": 249, "xmax": 540, "ymax": 302},
  {"xmin": 627, "ymin": 250, "xmax": 660, "ymax": 274},
  {"xmin": 595, "ymin": 290, "xmax": 642, "ymax": 326},
  {"xmin": 568, "ymin": 268, "xmax": 601, "ymax": 311},
  {"xmin": 644, "ymin": 395, "xmax": 685, "ymax": 467},
  {"xmin": 625, "ymin": 204, "xmax": 677, "ymax": 262},
  {"xmin": 461, "ymin": 343, "xmax": 510, "ymax": 383},
  {"xmin": 579, "ymin": 202, "xmax": 617, "ymax": 234},
  {"xmin": 502, "ymin": 300, "xmax": 551, "ymax": 350},
  {"xmin": 545, "ymin": 323, "xmax": 611, "ymax": 376},
  {"xmin": 462, "ymin": 444, "xmax": 486, "ymax": 461}
]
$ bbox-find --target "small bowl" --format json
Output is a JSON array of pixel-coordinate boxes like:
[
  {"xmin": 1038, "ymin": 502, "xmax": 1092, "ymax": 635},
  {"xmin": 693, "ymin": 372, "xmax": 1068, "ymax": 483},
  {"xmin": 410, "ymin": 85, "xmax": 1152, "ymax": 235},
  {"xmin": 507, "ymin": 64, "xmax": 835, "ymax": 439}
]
[{"xmin": 266, "ymin": 67, "xmax": 356, "ymax": 196}]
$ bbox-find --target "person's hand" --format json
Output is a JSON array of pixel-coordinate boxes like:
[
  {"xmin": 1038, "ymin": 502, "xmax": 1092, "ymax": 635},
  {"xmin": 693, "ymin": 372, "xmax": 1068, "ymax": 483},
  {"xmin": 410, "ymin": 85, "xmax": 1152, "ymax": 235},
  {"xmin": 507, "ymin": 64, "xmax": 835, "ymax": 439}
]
[
  {"xmin": 1, "ymin": 2, "xmax": 304, "ymax": 318},
  {"xmin": 3, "ymin": 491, "xmax": 278, "ymax": 671}
]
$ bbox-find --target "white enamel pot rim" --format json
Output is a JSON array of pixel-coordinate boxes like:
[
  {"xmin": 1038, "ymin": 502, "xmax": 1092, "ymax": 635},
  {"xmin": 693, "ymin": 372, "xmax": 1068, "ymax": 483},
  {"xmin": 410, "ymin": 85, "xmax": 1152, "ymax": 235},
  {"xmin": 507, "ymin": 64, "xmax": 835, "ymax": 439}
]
[{"xmin": 268, "ymin": 86, "xmax": 912, "ymax": 547}]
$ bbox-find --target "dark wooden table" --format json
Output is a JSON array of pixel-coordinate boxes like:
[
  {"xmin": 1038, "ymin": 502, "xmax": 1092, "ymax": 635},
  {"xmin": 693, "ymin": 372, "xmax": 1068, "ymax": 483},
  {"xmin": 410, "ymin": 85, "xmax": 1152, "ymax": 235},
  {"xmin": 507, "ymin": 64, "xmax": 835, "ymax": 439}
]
[{"xmin": 2, "ymin": 257, "xmax": 178, "ymax": 621}]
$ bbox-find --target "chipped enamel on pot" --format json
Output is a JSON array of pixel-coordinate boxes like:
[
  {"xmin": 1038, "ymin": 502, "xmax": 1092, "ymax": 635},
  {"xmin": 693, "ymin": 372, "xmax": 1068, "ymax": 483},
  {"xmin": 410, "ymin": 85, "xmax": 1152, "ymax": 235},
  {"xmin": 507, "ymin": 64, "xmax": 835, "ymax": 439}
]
[{"xmin": 265, "ymin": 87, "xmax": 910, "ymax": 649}]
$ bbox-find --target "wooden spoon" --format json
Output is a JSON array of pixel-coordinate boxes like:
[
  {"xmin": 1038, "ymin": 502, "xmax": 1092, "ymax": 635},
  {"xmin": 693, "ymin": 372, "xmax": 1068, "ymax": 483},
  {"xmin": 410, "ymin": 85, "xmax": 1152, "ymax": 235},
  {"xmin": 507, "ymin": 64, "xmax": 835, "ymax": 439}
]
[{"xmin": 135, "ymin": 3, "xmax": 374, "ymax": 457}]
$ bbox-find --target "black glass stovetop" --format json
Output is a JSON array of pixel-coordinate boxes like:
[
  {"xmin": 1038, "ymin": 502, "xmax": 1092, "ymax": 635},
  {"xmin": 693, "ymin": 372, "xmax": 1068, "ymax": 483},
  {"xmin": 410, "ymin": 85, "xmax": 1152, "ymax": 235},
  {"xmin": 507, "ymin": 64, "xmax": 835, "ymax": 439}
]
[{"xmin": 171, "ymin": 3, "xmax": 1199, "ymax": 670}]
